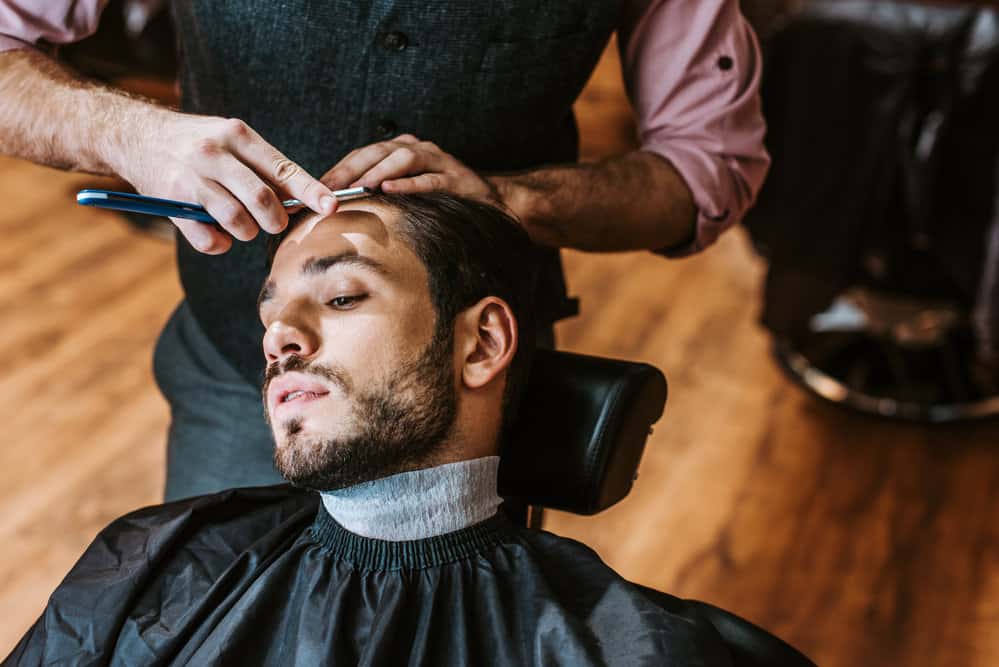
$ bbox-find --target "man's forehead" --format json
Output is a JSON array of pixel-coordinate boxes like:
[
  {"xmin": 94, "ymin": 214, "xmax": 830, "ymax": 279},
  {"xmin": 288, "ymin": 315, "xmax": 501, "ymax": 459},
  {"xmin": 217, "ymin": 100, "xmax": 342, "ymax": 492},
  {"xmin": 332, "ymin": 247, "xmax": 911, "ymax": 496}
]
[
  {"xmin": 273, "ymin": 202, "xmax": 404, "ymax": 270},
  {"xmin": 288, "ymin": 200, "xmax": 398, "ymax": 244},
  {"xmin": 264, "ymin": 200, "xmax": 428, "ymax": 303}
]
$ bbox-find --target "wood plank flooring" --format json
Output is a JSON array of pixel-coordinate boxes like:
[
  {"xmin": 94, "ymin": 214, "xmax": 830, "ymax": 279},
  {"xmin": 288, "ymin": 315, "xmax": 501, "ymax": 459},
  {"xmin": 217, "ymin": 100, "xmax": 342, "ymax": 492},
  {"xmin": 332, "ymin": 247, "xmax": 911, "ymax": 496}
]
[{"xmin": 1, "ymin": 41, "xmax": 997, "ymax": 666}]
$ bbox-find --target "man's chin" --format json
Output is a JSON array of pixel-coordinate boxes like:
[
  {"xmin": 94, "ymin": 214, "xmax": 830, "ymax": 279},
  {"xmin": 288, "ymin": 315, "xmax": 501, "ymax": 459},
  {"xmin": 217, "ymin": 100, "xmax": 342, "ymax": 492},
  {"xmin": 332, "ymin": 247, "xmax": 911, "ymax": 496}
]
[
  {"xmin": 273, "ymin": 422, "xmax": 350, "ymax": 455},
  {"xmin": 271, "ymin": 427, "xmax": 366, "ymax": 489}
]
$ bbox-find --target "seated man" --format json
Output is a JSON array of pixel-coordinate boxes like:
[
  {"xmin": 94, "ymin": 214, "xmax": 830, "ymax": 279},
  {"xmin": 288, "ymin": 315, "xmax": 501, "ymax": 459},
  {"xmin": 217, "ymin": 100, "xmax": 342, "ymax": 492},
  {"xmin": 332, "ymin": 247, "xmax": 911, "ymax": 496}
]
[{"xmin": 7, "ymin": 194, "xmax": 725, "ymax": 666}]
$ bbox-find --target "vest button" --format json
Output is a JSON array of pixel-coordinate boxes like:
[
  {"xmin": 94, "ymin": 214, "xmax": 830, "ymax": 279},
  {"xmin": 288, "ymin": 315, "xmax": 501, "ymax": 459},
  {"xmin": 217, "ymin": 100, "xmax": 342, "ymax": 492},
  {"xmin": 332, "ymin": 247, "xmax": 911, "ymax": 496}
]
[
  {"xmin": 376, "ymin": 119, "xmax": 397, "ymax": 138},
  {"xmin": 381, "ymin": 31, "xmax": 408, "ymax": 52}
]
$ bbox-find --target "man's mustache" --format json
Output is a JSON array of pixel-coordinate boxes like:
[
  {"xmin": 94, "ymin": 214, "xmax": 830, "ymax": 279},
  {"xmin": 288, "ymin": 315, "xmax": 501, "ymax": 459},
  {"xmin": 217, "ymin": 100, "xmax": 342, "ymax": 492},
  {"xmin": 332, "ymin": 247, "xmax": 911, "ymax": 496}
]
[{"xmin": 263, "ymin": 356, "xmax": 353, "ymax": 402}]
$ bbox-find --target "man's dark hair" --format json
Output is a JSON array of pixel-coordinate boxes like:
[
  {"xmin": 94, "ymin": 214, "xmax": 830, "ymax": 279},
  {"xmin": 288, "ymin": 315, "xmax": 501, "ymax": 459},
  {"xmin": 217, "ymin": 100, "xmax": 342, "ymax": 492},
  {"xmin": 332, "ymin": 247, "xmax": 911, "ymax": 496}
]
[{"xmin": 272, "ymin": 192, "xmax": 540, "ymax": 443}]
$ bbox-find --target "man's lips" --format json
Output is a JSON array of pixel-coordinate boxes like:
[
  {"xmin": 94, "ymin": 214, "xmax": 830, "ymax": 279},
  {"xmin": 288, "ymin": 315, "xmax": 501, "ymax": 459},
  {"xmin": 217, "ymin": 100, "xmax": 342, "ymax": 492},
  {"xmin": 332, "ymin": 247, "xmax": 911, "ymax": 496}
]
[{"xmin": 266, "ymin": 371, "xmax": 332, "ymax": 416}]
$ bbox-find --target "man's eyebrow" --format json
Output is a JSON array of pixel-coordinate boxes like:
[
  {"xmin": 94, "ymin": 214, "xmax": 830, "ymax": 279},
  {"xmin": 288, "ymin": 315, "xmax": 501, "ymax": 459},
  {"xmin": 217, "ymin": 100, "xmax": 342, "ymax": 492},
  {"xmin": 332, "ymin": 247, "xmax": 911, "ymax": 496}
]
[
  {"xmin": 258, "ymin": 280, "xmax": 276, "ymax": 310},
  {"xmin": 301, "ymin": 251, "xmax": 391, "ymax": 278}
]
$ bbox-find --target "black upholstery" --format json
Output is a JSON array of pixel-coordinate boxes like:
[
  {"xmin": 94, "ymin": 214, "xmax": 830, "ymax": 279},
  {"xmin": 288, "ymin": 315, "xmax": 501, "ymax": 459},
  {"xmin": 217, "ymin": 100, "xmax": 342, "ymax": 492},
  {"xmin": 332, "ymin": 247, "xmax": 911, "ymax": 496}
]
[{"xmin": 498, "ymin": 349, "xmax": 667, "ymax": 514}]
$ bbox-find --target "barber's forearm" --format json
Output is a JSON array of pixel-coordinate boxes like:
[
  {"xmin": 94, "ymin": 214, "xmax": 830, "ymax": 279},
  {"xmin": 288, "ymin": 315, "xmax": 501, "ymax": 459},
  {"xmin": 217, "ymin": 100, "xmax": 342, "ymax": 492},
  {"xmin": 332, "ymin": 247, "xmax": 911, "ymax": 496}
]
[
  {"xmin": 0, "ymin": 48, "xmax": 339, "ymax": 255},
  {"xmin": 0, "ymin": 48, "xmax": 165, "ymax": 175},
  {"xmin": 489, "ymin": 151, "xmax": 696, "ymax": 252}
]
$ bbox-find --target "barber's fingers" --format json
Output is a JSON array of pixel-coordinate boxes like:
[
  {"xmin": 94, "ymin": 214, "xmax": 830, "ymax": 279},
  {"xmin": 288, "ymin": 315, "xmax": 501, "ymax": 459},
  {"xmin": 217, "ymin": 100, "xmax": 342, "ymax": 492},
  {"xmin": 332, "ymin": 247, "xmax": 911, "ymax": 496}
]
[
  {"xmin": 170, "ymin": 182, "xmax": 242, "ymax": 254},
  {"xmin": 174, "ymin": 176, "xmax": 291, "ymax": 254},
  {"xmin": 352, "ymin": 143, "xmax": 452, "ymax": 189},
  {"xmin": 206, "ymin": 152, "xmax": 289, "ymax": 234},
  {"xmin": 321, "ymin": 142, "xmax": 400, "ymax": 189},
  {"xmin": 172, "ymin": 217, "xmax": 233, "ymax": 255},
  {"xmin": 391, "ymin": 134, "xmax": 420, "ymax": 145},
  {"xmin": 320, "ymin": 135, "xmax": 422, "ymax": 189},
  {"xmin": 380, "ymin": 173, "xmax": 449, "ymax": 193},
  {"xmin": 223, "ymin": 119, "xmax": 337, "ymax": 218},
  {"xmin": 195, "ymin": 179, "xmax": 261, "ymax": 243}
]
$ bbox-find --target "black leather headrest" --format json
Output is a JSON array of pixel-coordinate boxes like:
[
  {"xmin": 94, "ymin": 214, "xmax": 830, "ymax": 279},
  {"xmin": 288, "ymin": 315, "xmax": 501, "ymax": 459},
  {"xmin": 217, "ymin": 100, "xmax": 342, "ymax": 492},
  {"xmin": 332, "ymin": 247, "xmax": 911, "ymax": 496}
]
[{"xmin": 498, "ymin": 349, "xmax": 668, "ymax": 515}]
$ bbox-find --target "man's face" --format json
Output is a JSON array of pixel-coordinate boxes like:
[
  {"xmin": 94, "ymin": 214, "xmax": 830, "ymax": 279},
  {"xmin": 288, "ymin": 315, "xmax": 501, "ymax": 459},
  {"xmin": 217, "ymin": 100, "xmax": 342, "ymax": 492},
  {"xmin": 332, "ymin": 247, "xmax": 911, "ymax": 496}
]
[{"xmin": 259, "ymin": 202, "xmax": 457, "ymax": 491}]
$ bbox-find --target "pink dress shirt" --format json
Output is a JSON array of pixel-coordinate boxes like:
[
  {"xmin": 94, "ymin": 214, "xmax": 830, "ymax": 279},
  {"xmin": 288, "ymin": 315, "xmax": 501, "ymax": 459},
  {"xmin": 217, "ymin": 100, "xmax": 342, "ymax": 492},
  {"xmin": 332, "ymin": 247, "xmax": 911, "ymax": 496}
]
[{"xmin": 0, "ymin": 0, "xmax": 769, "ymax": 255}]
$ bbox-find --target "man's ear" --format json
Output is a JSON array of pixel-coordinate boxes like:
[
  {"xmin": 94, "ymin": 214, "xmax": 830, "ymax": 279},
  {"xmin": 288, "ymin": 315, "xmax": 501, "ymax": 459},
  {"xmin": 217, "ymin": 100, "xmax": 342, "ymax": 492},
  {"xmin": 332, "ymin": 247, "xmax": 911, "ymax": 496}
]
[{"xmin": 455, "ymin": 297, "xmax": 518, "ymax": 390}]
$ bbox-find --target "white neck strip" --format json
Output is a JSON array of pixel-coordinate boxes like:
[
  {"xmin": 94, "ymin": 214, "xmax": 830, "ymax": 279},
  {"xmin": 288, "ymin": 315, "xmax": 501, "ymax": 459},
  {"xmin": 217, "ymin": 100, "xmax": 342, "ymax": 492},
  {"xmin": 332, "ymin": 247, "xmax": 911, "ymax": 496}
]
[{"xmin": 319, "ymin": 456, "xmax": 502, "ymax": 541}]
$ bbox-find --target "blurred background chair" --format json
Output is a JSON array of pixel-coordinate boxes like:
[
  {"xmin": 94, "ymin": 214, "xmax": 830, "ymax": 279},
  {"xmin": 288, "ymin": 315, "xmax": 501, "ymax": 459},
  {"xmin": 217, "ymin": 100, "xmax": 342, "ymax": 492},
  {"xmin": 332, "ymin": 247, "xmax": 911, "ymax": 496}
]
[{"xmin": 744, "ymin": 0, "xmax": 999, "ymax": 421}]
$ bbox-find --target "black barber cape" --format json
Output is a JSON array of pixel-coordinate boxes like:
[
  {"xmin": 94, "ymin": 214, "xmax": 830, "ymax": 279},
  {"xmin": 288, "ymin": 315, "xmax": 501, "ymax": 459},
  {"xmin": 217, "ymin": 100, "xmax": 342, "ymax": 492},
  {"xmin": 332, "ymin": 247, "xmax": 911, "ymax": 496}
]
[{"xmin": 7, "ymin": 486, "xmax": 728, "ymax": 666}]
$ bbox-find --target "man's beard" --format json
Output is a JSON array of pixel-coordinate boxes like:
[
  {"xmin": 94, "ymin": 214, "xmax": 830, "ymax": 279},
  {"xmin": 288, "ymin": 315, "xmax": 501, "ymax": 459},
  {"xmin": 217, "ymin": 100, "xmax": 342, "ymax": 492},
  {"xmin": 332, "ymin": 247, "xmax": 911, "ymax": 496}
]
[{"xmin": 262, "ymin": 331, "xmax": 458, "ymax": 492}]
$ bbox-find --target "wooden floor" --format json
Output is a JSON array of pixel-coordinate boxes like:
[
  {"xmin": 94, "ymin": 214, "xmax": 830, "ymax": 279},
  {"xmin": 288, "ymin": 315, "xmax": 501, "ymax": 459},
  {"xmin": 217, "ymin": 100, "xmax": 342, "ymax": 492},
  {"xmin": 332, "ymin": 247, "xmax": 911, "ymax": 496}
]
[{"xmin": 2, "ymin": 44, "xmax": 999, "ymax": 666}]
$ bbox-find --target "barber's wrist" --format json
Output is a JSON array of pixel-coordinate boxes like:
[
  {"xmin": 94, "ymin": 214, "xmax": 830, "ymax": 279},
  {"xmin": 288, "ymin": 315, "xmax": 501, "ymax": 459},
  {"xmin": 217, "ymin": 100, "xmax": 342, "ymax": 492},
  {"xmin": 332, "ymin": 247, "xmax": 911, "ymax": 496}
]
[
  {"xmin": 486, "ymin": 174, "xmax": 524, "ymax": 218},
  {"xmin": 487, "ymin": 173, "xmax": 562, "ymax": 245}
]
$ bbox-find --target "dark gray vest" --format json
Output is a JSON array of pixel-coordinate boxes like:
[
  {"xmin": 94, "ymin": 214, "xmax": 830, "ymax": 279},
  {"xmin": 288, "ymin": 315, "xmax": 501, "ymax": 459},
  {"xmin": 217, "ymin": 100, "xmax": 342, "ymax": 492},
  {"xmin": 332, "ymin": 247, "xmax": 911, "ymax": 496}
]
[{"xmin": 170, "ymin": 0, "xmax": 622, "ymax": 383}]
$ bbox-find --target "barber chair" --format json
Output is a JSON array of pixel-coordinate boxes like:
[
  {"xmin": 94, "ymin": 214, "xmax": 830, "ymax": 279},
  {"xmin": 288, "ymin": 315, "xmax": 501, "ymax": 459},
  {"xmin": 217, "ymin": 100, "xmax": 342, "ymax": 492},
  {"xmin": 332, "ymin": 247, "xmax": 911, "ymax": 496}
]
[
  {"xmin": 745, "ymin": 0, "xmax": 999, "ymax": 421},
  {"xmin": 499, "ymin": 349, "xmax": 816, "ymax": 667}
]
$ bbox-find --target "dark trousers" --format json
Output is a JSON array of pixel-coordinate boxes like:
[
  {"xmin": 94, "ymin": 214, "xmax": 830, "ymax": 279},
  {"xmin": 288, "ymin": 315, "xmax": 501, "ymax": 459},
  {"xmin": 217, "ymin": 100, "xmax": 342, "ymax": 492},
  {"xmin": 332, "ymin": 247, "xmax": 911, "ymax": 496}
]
[{"xmin": 153, "ymin": 301, "xmax": 555, "ymax": 501}]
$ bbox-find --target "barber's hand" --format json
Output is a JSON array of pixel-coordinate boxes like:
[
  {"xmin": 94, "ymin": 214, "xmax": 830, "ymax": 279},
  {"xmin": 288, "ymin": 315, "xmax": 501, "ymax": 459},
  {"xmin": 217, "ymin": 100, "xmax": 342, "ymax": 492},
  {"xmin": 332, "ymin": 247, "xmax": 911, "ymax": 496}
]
[
  {"xmin": 117, "ymin": 110, "xmax": 338, "ymax": 254},
  {"xmin": 321, "ymin": 135, "xmax": 503, "ymax": 207}
]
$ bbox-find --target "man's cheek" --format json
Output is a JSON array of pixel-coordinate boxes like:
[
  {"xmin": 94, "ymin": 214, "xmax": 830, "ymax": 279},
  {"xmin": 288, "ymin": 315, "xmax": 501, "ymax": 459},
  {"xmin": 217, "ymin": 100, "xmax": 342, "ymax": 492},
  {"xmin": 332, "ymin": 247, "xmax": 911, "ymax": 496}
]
[{"xmin": 326, "ymin": 315, "xmax": 406, "ymax": 364}]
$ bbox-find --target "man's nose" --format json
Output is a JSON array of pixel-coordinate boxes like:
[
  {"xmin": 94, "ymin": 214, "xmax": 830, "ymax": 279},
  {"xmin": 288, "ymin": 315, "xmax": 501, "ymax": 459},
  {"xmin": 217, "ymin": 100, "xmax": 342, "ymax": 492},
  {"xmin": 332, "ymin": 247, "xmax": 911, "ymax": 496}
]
[{"xmin": 263, "ymin": 316, "xmax": 320, "ymax": 363}]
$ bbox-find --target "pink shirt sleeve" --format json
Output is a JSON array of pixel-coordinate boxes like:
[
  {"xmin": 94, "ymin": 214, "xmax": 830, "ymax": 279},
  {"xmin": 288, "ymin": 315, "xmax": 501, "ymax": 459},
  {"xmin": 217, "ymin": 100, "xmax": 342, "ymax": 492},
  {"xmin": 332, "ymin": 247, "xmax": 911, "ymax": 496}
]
[
  {"xmin": 619, "ymin": 0, "xmax": 771, "ymax": 256},
  {"xmin": 0, "ymin": 0, "xmax": 108, "ymax": 52}
]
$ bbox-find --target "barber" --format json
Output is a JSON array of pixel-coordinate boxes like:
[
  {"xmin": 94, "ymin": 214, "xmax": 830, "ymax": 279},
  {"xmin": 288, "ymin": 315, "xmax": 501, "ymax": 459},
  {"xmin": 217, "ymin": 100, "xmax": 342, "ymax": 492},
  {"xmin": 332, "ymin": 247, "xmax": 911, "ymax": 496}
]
[{"xmin": 0, "ymin": 0, "xmax": 769, "ymax": 500}]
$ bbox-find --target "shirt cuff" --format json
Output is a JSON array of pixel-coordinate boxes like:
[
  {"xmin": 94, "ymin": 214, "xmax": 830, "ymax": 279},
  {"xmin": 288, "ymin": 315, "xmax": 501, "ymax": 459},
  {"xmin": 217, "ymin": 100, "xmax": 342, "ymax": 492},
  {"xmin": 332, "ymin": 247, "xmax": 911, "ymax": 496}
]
[{"xmin": 645, "ymin": 142, "xmax": 739, "ymax": 258}]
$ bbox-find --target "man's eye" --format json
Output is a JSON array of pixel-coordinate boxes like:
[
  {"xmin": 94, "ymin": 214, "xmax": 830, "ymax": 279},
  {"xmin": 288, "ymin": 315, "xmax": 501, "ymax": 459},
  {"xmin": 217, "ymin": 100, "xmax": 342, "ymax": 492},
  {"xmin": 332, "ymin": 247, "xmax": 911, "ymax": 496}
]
[{"xmin": 326, "ymin": 295, "xmax": 365, "ymax": 309}]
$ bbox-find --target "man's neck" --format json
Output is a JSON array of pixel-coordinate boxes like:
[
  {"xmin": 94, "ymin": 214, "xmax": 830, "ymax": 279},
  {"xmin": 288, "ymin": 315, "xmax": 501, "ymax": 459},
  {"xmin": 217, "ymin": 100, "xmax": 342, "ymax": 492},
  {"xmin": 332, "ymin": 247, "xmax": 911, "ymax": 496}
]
[{"xmin": 319, "ymin": 457, "xmax": 502, "ymax": 541}]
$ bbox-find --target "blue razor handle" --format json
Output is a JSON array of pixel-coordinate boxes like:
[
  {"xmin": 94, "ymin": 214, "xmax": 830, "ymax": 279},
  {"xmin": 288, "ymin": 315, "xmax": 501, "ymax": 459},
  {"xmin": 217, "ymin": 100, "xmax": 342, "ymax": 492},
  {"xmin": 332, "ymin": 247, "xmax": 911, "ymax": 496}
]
[{"xmin": 76, "ymin": 187, "xmax": 372, "ymax": 225}]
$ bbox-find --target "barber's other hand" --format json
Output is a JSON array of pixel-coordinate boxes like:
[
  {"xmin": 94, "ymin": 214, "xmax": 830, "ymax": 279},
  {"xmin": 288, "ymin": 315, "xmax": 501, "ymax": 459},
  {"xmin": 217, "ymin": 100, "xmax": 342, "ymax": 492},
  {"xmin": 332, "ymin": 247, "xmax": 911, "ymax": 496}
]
[
  {"xmin": 321, "ymin": 135, "xmax": 503, "ymax": 207},
  {"xmin": 116, "ymin": 110, "xmax": 337, "ymax": 254}
]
